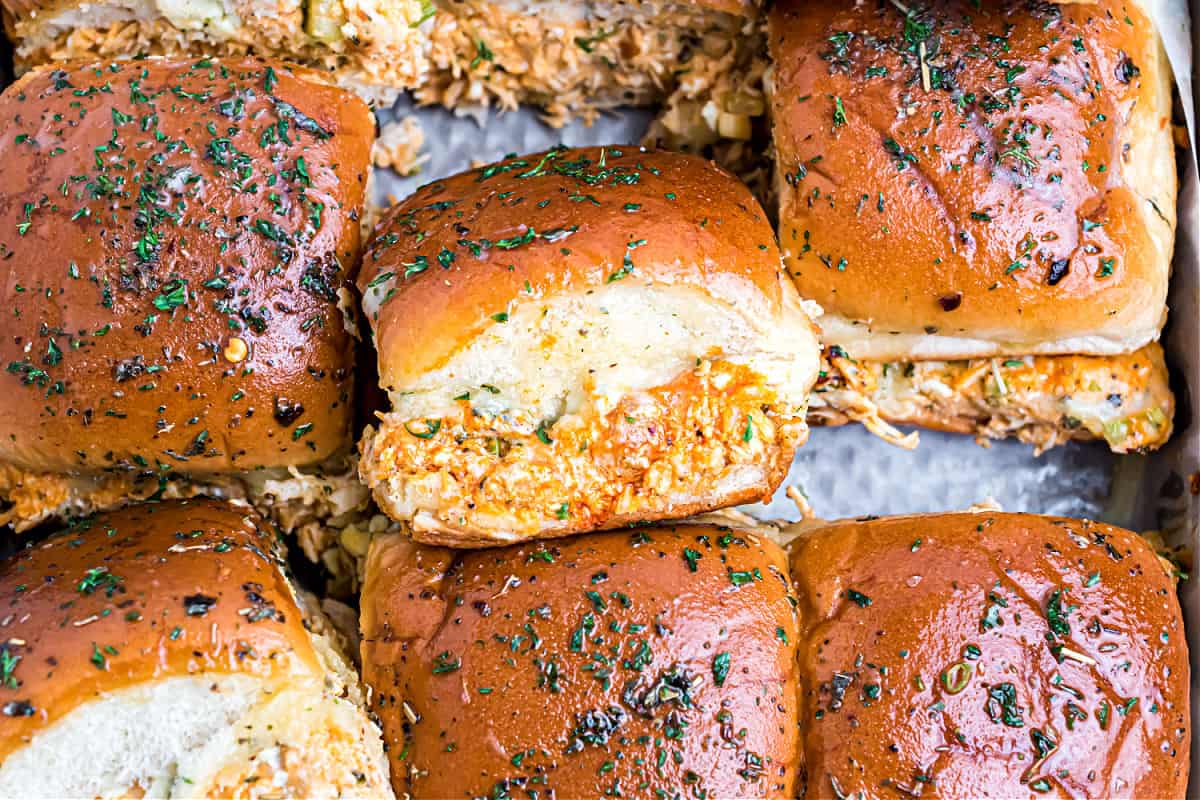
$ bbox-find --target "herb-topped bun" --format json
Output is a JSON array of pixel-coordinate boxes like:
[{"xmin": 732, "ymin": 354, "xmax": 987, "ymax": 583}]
[
  {"xmin": 360, "ymin": 523, "xmax": 800, "ymax": 798},
  {"xmin": 787, "ymin": 512, "xmax": 1189, "ymax": 798},
  {"xmin": 357, "ymin": 145, "xmax": 821, "ymax": 546},
  {"xmin": 770, "ymin": 0, "xmax": 1174, "ymax": 361},
  {"xmin": 769, "ymin": 0, "xmax": 1176, "ymax": 453},
  {"xmin": 0, "ymin": 57, "xmax": 374, "ymax": 526},
  {"xmin": 0, "ymin": 499, "xmax": 392, "ymax": 799}
]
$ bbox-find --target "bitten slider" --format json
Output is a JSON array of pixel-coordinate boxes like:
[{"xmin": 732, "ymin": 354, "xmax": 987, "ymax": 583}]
[{"xmin": 357, "ymin": 145, "xmax": 821, "ymax": 547}]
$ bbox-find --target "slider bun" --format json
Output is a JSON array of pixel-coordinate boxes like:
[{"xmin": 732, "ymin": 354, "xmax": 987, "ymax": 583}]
[
  {"xmin": 769, "ymin": 0, "xmax": 1175, "ymax": 361},
  {"xmin": 0, "ymin": 56, "xmax": 373, "ymax": 474},
  {"xmin": 788, "ymin": 512, "xmax": 1189, "ymax": 798},
  {"xmin": 360, "ymin": 523, "xmax": 800, "ymax": 797},
  {"xmin": 0, "ymin": 499, "xmax": 391, "ymax": 799},
  {"xmin": 361, "ymin": 145, "xmax": 818, "ymax": 417}
]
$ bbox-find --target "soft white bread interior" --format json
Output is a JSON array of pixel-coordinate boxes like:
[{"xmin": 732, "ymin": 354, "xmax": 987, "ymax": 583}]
[
  {"xmin": 0, "ymin": 499, "xmax": 392, "ymax": 800},
  {"xmin": 0, "ymin": 671, "xmax": 385, "ymax": 799},
  {"xmin": 379, "ymin": 278, "xmax": 817, "ymax": 425}
]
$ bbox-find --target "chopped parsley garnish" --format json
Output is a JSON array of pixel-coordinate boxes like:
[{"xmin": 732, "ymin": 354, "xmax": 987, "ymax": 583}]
[{"xmin": 712, "ymin": 652, "xmax": 731, "ymax": 687}]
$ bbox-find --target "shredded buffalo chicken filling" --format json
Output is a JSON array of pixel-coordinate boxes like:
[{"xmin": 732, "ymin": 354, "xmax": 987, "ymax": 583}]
[
  {"xmin": 13, "ymin": 1, "xmax": 763, "ymax": 145},
  {"xmin": 0, "ymin": 463, "xmax": 374, "ymax": 594},
  {"xmin": 360, "ymin": 361, "xmax": 805, "ymax": 540},
  {"xmin": 811, "ymin": 345, "xmax": 1173, "ymax": 454},
  {"xmin": 11, "ymin": 4, "xmax": 428, "ymax": 105},
  {"xmin": 0, "ymin": 465, "xmax": 225, "ymax": 532},
  {"xmin": 421, "ymin": 1, "xmax": 753, "ymax": 123}
]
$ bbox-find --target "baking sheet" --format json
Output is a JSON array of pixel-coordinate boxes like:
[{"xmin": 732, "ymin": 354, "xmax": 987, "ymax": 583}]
[
  {"xmin": 0, "ymin": 0, "xmax": 1187, "ymax": 787},
  {"xmin": 374, "ymin": 1, "xmax": 1200, "ymax": 788}
]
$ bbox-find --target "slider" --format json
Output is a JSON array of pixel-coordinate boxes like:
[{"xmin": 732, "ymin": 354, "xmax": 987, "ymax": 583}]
[
  {"xmin": 788, "ymin": 511, "xmax": 1189, "ymax": 797},
  {"xmin": 356, "ymin": 145, "xmax": 821, "ymax": 546},
  {"xmin": 0, "ymin": 499, "xmax": 391, "ymax": 798},
  {"xmin": 2, "ymin": 0, "xmax": 763, "ymax": 125},
  {"xmin": 360, "ymin": 522, "xmax": 800, "ymax": 797},
  {"xmin": 769, "ymin": 0, "xmax": 1176, "ymax": 452},
  {"xmin": 0, "ymin": 57, "xmax": 376, "ymax": 536}
]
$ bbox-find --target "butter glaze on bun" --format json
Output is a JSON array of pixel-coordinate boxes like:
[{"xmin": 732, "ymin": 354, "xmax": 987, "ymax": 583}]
[
  {"xmin": 357, "ymin": 146, "xmax": 820, "ymax": 546},
  {"xmin": 770, "ymin": 0, "xmax": 1175, "ymax": 362},
  {"xmin": 361, "ymin": 523, "xmax": 800, "ymax": 798},
  {"xmin": 788, "ymin": 512, "xmax": 1189, "ymax": 799},
  {"xmin": 0, "ymin": 57, "xmax": 373, "ymax": 476}
]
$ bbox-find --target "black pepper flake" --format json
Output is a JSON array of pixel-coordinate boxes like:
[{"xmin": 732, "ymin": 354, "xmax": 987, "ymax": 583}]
[
  {"xmin": 2, "ymin": 700, "xmax": 34, "ymax": 717},
  {"xmin": 183, "ymin": 593, "xmax": 217, "ymax": 616},
  {"xmin": 1115, "ymin": 54, "xmax": 1141, "ymax": 84},
  {"xmin": 829, "ymin": 671, "xmax": 854, "ymax": 711},
  {"xmin": 1046, "ymin": 259, "xmax": 1071, "ymax": 286},
  {"xmin": 243, "ymin": 583, "xmax": 282, "ymax": 623},
  {"xmin": 273, "ymin": 397, "xmax": 305, "ymax": 425}
]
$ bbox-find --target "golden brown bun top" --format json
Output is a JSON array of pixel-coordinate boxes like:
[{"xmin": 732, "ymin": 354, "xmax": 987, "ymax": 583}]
[
  {"xmin": 0, "ymin": 57, "xmax": 373, "ymax": 474},
  {"xmin": 359, "ymin": 146, "xmax": 791, "ymax": 392},
  {"xmin": 788, "ymin": 512, "xmax": 1189, "ymax": 799},
  {"xmin": 770, "ymin": 0, "xmax": 1175, "ymax": 360},
  {"xmin": 361, "ymin": 524, "xmax": 800, "ymax": 798},
  {"xmin": 0, "ymin": 499, "xmax": 322, "ymax": 761}
]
